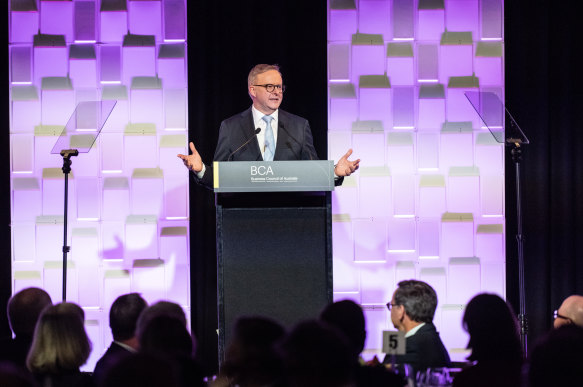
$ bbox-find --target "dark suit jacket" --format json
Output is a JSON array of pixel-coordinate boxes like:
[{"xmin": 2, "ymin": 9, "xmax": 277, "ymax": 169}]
[
  {"xmin": 384, "ymin": 323, "xmax": 451, "ymax": 375},
  {"xmin": 195, "ymin": 107, "xmax": 333, "ymax": 188},
  {"xmin": 92, "ymin": 342, "xmax": 133, "ymax": 386}
]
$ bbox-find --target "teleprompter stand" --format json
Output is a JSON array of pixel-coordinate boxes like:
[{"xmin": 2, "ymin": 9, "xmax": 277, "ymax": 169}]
[
  {"xmin": 51, "ymin": 101, "xmax": 116, "ymax": 301},
  {"xmin": 59, "ymin": 149, "xmax": 78, "ymax": 301},
  {"xmin": 466, "ymin": 91, "xmax": 530, "ymax": 354}
]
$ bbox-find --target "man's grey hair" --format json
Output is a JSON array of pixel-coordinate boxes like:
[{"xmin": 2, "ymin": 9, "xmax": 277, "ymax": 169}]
[
  {"xmin": 394, "ymin": 280, "xmax": 438, "ymax": 323},
  {"xmin": 247, "ymin": 64, "xmax": 281, "ymax": 88}
]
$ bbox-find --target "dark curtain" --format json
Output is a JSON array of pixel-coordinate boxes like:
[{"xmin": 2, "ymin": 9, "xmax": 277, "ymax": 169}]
[
  {"xmin": 186, "ymin": 1, "xmax": 327, "ymax": 373},
  {"xmin": 505, "ymin": 2, "xmax": 583, "ymax": 354}
]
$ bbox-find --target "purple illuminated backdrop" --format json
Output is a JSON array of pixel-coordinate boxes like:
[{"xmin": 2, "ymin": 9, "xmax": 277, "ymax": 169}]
[
  {"xmin": 7, "ymin": 0, "xmax": 505, "ymax": 369},
  {"xmin": 328, "ymin": 0, "xmax": 505, "ymax": 361},
  {"xmin": 9, "ymin": 0, "xmax": 189, "ymax": 370}
]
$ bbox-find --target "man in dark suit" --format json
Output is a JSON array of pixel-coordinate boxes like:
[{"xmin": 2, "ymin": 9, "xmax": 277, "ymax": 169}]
[
  {"xmin": 384, "ymin": 280, "xmax": 451, "ymax": 376},
  {"xmin": 177, "ymin": 64, "xmax": 359, "ymax": 186},
  {"xmin": 93, "ymin": 293, "xmax": 147, "ymax": 386},
  {"xmin": 0, "ymin": 287, "xmax": 52, "ymax": 368}
]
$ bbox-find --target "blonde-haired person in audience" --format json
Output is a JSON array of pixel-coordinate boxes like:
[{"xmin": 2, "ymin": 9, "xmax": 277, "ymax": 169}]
[{"xmin": 26, "ymin": 302, "xmax": 94, "ymax": 387}]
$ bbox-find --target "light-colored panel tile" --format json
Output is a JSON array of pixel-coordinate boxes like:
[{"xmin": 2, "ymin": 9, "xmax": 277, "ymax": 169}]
[
  {"xmin": 128, "ymin": 1, "xmax": 162, "ymax": 41},
  {"xmin": 163, "ymin": 89, "xmax": 187, "ymax": 130},
  {"xmin": 480, "ymin": 175, "xmax": 504, "ymax": 216},
  {"xmin": 359, "ymin": 1, "xmax": 391, "ymax": 37},
  {"xmin": 100, "ymin": 11, "xmax": 127, "ymax": 43},
  {"xmin": 329, "ymin": 10, "xmax": 357, "ymax": 42},
  {"xmin": 12, "ymin": 223, "xmax": 36, "ymax": 263},
  {"xmin": 388, "ymin": 217, "xmax": 416, "ymax": 252},
  {"xmin": 125, "ymin": 215, "xmax": 158, "ymax": 261},
  {"xmin": 353, "ymin": 218, "xmax": 388, "ymax": 262},
  {"xmin": 40, "ymin": 2, "xmax": 74, "ymax": 41},
  {"xmin": 353, "ymin": 132, "xmax": 385, "ymax": 167},
  {"xmin": 359, "ymin": 172, "xmax": 391, "ymax": 218},
  {"xmin": 329, "ymin": 43, "xmax": 350, "ymax": 80},
  {"xmin": 448, "ymin": 257, "xmax": 481, "ymax": 304},
  {"xmin": 360, "ymin": 264, "xmax": 395, "ymax": 304},
  {"xmin": 363, "ymin": 308, "xmax": 391, "ymax": 352}
]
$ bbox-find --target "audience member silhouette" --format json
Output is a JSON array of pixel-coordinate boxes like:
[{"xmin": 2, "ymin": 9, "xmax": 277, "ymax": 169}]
[
  {"xmin": 139, "ymin": 315, "xmax": 204, "ymax": 387},
  {"xmin": 100, "ymin": 353, "xmax": 178, "ymax": 387},
  {"xmin": 93, "ymin": 293, "xmax": 147, "ymax": 386},
  {"xmin": 383, "ymin": 280, "xmax": 451, "ymax": 375},
  {"xmin": 0, "ymin": 287, "xmax": 52, "ymax": 368},
  {"xmin": 452, "ymin": 293, "xmax": 523, "ymax": 387},
  {"xmin": 280, "ymin": 319, "xmax": 354, "ymax": 387},
  {"xmin": 553, "ymin": 294, "xmax": 583, "ymax": 328},
  {"xmin": 528, "ymin": 324, "xmax": 583, "ymax": 387},
  {"xmin": 320, "ymin": 300, "xmax": 406, "ymax": 387},
  {"xmin": 135, "ymin": 300, "xmax": 187, "ymax": 339},
  {"xmin": 214, "ymin": 316, "xmax": 286, "ymax": 387},
  {"xmin": 26, "ymin": 302, "xmax": 94, "ymax": 387}
]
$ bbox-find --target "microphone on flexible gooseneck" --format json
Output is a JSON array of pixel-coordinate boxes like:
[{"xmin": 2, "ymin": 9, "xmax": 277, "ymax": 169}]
[
  {"xmin": 227, "ymin": 128, "xmax": 261, "ymax": 161},
  {"xmin": 280, "ymin": 123, "xmax": 312, "ymax": 160}
]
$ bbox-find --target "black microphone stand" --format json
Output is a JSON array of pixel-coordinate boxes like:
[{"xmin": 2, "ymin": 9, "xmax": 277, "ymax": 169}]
[{"xmin": 60, "ymin": 149, "xmax": 78, "ymax": 301}]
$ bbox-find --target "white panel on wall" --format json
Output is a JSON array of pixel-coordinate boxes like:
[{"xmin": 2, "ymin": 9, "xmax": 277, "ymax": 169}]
[
  {"xmin": 329, "ymin": 84, "xmax": 357, "ymax": 131},
  {"xmin": 329, "ymin": 1, "xmax": 357, "ymax": 42},
  {"xmin": 11, "ymin": 86, "xmax": 41, "ymax": 133},
  {"xmin": 353, "ymin": 218, "xmax": 387, "ymax": 262},
  {"xmin": 358, "ymin": 168, "xmax": 391, "ymax": 218},
  {"xmin": 359, "ymin": 264, "xmax": 395, "ymax": 305},
  {"xmin": 332, "ymin": 176, "xmax": 358, "ymax": 216}
]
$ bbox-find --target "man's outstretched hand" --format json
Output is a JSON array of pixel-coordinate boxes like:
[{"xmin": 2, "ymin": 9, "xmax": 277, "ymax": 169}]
[
  {"xmin": 334, "ymin": 148, "xmax": 360, "ymax": 177},
  {"xmin": 177, "ymin": 142, "xmax": 203, "ymax": 173}
]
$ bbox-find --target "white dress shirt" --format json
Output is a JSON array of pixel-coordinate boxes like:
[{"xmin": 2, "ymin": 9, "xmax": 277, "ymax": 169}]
[{"xmin": 251, "ymin": 105, "xmax": 279, "ymax": 159}]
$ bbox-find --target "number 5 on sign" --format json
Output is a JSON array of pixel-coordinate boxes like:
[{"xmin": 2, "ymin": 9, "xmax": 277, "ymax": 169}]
[{"xmin": 382, "ymin": 330, "xmax": 406, "ymax": 355}]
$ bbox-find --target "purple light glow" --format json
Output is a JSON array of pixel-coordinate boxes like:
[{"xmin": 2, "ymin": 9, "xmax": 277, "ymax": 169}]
[{"xmin": 9, "ymin": 1, "xmax": 191, "ymax": 371}]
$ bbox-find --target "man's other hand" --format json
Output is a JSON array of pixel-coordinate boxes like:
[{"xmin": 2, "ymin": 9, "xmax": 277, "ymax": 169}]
[
  {"xmin": 334, "ymin": 148, "xmax": 360, "ymax": 177},
  {"xmin": 177, "ymin": 142, "xmax": 203, "ymax": 173}
]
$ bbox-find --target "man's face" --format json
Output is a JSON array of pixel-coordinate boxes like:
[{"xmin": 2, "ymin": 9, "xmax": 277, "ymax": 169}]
[
  {"xmin": 389, "ymin": 292, "xmax": 405, "ymax": 332},
  {"xmin": 249, "ymin": 69, "xmax": 283, "ymax": 115}
]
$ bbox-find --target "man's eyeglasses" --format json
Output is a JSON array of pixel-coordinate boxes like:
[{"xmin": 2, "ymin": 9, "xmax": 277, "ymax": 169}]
[
  {"xmin": 553, "ymin": 309, "xmax": 572, "ymax": 323},
  {"xmin": 386, "ymin": 302, "xmax": 399, "ymax": 311},
  {"xmin": 253, "ymin": 84, "xmax": 286, "ymax": 93}
]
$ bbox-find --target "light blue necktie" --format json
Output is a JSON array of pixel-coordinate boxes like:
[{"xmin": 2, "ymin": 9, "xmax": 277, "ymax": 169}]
[{"xmin": 262, "ymin": 115, "xmax": 276, "ymax": 161}]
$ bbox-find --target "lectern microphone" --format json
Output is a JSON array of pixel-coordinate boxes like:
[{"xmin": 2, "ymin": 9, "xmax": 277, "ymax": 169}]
[{"xmin": 227, "ymin": 128, "xmax": 261, "ymax": 161}]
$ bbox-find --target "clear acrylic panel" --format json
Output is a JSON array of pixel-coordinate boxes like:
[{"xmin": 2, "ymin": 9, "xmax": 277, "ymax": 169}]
[
  {"xmin": 465, "ymin": 91, "xmax": 528, "ymax": 144},
  {"xmin": 50, "ymin": 100, "xmax": 117, "ymax": 154}
]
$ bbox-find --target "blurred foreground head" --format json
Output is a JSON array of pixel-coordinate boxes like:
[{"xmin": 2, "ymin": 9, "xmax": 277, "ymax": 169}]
[
  {"xmin": 26, "ymin": 302, "xmax": 91, "ymax": 374},
  {"xmin": 7, "ymin": 287, "xmax": 52, "ymax": 337}
]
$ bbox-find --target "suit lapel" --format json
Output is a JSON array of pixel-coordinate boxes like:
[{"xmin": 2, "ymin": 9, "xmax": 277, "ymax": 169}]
[
  {"xmin": 274, "ymin": 109, "xmax": 288, "ymax": 160},
  {"xmin": 240, "ymin": 107, "xmax": 262, "ymax": 161}
]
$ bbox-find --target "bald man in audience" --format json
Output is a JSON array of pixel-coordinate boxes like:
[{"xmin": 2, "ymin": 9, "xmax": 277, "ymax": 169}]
[
  {"xmin": 554, "ymin": 295, "xmax": 583, "ymax": 328},
  {"xmin": 0, "ymin": 287, "xmax": 52, "ymax": 367}
]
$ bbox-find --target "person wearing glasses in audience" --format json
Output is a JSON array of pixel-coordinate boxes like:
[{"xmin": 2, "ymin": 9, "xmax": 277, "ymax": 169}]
[
  {"xmin": 383, "ymin": 280, "xmax": 451, "ymax": 376},
  {"xmin": 554, "ymin": 294, "xmax": 583, "ymax": 328},
  {"xmin": 178, "ymin": 64, "xmax": 359, "ymax": 188}
]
